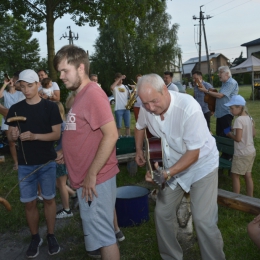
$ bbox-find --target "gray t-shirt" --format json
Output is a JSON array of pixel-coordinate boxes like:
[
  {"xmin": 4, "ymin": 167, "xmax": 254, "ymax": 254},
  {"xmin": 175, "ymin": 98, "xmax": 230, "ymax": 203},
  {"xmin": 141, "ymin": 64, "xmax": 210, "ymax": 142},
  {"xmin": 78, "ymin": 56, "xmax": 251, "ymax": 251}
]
[{"xmin": 1, "ymin": 90, "xmax": 25, "ymax": 130}]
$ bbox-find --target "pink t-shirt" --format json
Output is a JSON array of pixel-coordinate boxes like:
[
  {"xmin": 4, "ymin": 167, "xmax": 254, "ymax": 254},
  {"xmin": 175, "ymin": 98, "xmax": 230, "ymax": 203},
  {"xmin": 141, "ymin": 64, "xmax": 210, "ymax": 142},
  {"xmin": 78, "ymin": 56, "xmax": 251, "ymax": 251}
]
[{"xmin": 62, "ymin": 82, "xmax": 119, "ymax": 189}]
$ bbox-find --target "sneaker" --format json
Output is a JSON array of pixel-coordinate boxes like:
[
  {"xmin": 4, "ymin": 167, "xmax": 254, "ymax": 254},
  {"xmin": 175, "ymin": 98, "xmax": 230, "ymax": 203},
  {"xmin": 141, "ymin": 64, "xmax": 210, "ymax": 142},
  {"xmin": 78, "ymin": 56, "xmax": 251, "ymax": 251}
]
[
  {"xmin": 87, "ymin": 249, "xmax": 101, "ymax": 259},
  {"xmin": 26, "ymin": 236, "xmax": 43, "ymax": 258},
  {"xmin": 47, "ymin": 234, "xmax": 60, "ymax": 255},
  {"xmin": 37, "ymin": 195, "xmax": 43, "ymax": 202},
  {"xmin": 71, "ymin": 197, "xmax": 79, "ymax": 210},
  {"xmin": 115, "ymin": 230, "xmax": 125, "ymax": 242},
  {"xmin": 56, "ymin": 208, "xmax": 73, "ymax": 219}
]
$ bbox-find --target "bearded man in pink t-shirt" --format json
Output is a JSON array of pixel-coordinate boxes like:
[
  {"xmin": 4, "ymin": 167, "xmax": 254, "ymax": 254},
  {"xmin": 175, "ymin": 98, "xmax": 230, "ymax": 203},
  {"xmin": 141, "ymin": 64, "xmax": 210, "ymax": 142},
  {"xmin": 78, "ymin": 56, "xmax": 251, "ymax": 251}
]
[{"xmin": 54, "ymin": 45, "xmax": 120, "ymax": 260}]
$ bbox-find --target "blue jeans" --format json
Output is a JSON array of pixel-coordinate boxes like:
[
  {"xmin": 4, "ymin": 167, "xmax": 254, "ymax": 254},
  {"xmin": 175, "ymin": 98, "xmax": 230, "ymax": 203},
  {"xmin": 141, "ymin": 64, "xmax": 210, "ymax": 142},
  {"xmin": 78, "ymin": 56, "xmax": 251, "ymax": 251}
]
[
  {"xmin": 18, "ymin": 161, "xmax": 56, "ymax": 203},
  {"xmin": 115, "ymin": 109, "xmax": 130, "ymax": 128}
]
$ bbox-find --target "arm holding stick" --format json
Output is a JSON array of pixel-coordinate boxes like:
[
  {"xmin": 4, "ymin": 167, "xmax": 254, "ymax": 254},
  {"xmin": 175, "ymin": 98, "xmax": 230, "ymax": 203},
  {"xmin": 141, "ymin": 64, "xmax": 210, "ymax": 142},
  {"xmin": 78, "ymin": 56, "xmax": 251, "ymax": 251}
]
[{"xmin": 18, "ymin": 124, "xmax": 61, "ymax": 142}]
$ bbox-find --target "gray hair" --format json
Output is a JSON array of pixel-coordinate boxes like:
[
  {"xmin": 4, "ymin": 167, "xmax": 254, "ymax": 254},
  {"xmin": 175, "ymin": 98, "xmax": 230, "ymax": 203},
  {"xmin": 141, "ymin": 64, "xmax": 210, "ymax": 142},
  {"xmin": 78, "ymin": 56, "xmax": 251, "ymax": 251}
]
[
  {"xmin": 136, "ymin": 74, "xmax": 165, "ymax": 95},
  {"xmin": 218, "ymin": 66, "xmax": 231, "ymax": 77}
]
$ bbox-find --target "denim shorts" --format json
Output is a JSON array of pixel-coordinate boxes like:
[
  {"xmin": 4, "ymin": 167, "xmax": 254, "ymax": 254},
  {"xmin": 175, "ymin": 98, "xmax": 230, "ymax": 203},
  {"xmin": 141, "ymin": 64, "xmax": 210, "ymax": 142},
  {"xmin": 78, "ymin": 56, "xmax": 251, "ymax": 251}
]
[
  {"xmin": 18, "ymin": 161, "xmax": 56, "ymax": 203},
  {"xmin": 115, "ymin": 109, "xmax": 131, "ymax": 128}
]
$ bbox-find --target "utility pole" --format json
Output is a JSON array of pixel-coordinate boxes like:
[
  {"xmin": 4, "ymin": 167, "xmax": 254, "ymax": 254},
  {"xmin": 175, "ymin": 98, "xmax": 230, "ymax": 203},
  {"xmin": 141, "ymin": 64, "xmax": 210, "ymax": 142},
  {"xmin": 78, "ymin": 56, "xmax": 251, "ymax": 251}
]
[
  {"xmin": 193, "ymin": 6, "xmax": 213, "ymax": 84},
  {"xmin": 198, "ymin": 5, "xmax": 203, "ymax": 71},
  {"xmin": 60, "ymin": 26, "xmax": 79, "ymax": 45},
  {"xmin": 202, "ymin": 15, "xmax": 212, "ymax": 84}
]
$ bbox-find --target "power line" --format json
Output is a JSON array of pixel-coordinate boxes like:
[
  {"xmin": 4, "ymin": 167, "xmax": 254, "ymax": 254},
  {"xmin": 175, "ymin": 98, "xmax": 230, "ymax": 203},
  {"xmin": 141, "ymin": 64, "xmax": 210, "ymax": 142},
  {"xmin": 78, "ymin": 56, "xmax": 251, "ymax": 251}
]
[
  {"xmin": 211, "ymin": 0, "xmax": 252, "ymax": 17},
  {"xmin": 207, "ymin": 0, "xmax": 236, "ymax": 12},
  {"xmin": 204, "ymin": 0, "xmax": 215, "ymax": 6}
]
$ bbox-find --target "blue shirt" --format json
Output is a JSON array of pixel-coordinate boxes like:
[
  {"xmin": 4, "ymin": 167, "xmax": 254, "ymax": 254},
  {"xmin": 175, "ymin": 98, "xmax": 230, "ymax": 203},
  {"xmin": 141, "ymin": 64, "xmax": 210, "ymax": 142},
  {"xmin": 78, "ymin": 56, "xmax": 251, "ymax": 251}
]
[
  {"xmin": 194, "ymin": 81, "xmax": 212, "ymax": 113},
  {"xmin": 215, "ymin": 77, "xmax": 239, "ymax": 118}
]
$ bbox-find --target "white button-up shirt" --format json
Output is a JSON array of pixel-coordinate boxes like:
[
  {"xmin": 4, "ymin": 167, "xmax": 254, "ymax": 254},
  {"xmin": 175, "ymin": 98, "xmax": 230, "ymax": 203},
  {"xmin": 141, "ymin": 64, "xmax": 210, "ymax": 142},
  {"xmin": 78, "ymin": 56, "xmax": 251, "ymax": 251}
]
[{"xmin": 136, "ymin": 91, "xmax": 219, "ymax": 192}]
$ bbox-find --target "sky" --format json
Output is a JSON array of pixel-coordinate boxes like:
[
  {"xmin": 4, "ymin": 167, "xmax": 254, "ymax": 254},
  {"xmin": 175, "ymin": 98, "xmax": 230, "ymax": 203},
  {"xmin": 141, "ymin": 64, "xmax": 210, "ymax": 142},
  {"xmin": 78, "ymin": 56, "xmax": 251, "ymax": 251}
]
[{"xmin": 32, "ymin": 0, "xmax": 260, "ymax": 64}]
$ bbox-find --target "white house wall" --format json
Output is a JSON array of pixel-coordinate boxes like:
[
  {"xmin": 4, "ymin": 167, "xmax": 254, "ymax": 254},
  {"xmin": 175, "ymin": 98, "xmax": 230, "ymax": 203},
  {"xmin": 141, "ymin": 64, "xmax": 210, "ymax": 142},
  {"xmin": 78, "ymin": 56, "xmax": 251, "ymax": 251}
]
[{"xmin": 247, "ymin": 45, "xmax": 260, "ymax": 57}]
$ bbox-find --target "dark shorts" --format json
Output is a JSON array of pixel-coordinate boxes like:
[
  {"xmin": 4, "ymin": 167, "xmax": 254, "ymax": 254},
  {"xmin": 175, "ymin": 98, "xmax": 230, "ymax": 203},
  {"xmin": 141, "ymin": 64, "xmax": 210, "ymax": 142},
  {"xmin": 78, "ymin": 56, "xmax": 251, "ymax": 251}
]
[{"xmin": 56, "ymin": 164, "xmax": 68, "ymax": 178}]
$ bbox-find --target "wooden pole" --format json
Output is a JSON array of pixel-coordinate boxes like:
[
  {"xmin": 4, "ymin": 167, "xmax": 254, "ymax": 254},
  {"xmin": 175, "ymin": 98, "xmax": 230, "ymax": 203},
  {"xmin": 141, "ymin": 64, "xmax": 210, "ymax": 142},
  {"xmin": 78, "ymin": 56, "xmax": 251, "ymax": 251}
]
[{"xmin": 218, "ymin": 189, "xmax": 260, "ymax": 215}]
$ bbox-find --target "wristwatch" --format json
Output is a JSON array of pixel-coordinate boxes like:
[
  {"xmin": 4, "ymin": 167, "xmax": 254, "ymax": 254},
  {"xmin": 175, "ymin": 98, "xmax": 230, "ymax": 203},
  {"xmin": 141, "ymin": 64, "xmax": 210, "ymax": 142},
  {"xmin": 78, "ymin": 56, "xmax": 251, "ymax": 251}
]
[
  {"xmin": 165, "ymin": 169, "xmax": 171, "ymax": 181},
  {"xmin": 207, "ymin": 89, "xmax": 210, "ymax": 93}
]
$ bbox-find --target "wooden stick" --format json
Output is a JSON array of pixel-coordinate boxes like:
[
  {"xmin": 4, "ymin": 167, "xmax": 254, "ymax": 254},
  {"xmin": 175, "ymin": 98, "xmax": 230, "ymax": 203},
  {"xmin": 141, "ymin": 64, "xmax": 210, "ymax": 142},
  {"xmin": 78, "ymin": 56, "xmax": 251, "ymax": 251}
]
[{"xmin": 14, "ymin": 112, "xmax": 27, "ymax": 164}]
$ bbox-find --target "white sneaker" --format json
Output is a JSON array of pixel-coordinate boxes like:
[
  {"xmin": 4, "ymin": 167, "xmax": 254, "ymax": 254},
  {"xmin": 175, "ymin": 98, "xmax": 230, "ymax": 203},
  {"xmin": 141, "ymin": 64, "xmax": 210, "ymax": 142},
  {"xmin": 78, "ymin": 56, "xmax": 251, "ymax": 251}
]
[
  {"xmin": 115, "ymin": 230, "xmax": 125, "ymax": 242},
  {"xmin": 56, "ymin": 208, "xmax": 73, "ymax": 219},
  {"xmin": 37, "ymin": 195, "xmax": 43, "ymax": 202}
]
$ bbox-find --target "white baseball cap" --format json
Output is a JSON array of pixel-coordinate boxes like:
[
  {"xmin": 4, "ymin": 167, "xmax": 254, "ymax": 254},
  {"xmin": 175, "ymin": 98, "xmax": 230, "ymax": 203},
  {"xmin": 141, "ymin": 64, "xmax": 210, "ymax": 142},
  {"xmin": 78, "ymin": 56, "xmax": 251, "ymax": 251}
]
[
  {"xmin": 16, "ymin": 69, "xmax": 39, "ymax": 83},
  {"xmin": 224, "ymin": 95, "xmax": 246, "ymax": 107}
]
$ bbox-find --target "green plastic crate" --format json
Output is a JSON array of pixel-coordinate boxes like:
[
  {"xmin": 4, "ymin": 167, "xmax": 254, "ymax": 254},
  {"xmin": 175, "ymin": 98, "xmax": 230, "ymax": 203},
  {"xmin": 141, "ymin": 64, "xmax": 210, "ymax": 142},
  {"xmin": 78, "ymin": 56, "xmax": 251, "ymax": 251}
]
[{"xmin": 116, "ymin": 136, "xmax": 136, "ymax": 155}]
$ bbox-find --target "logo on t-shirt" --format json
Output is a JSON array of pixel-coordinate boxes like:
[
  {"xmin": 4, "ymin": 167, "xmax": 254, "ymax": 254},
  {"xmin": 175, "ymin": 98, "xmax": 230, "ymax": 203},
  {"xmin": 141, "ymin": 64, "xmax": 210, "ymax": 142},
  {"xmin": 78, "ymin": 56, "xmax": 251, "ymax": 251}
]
[
  {"xmin": 65, "ymin": 110, "xmax": 76, "ymax": 130},
  {"xmin": 118, "ymin": 87, "xmax": 125, "ymax": 92}
]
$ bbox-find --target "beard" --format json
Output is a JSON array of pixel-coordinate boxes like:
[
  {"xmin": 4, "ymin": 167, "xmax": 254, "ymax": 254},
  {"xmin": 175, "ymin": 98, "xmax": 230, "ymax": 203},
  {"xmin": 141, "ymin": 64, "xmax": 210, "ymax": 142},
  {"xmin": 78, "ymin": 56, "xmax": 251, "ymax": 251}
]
[{"xmin": 66, "ymin": 73, "xmax": 82, "ymax": 91}]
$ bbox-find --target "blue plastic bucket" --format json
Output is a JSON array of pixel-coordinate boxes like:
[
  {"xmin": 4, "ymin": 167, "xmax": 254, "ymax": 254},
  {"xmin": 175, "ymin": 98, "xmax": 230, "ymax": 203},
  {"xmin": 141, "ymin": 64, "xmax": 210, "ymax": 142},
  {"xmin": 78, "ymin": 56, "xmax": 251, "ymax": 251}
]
[{"xmin": 115, "ymin": 186, "xmax": 150, "ymax": 227}]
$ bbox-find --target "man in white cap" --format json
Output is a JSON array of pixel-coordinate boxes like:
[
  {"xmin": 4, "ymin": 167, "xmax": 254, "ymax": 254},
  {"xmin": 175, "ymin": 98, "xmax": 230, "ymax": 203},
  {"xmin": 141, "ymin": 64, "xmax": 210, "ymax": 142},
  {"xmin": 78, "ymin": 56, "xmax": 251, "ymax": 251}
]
[{"xmin": 5, "ymin": 69, "xmax": 62, "ymax": 258}]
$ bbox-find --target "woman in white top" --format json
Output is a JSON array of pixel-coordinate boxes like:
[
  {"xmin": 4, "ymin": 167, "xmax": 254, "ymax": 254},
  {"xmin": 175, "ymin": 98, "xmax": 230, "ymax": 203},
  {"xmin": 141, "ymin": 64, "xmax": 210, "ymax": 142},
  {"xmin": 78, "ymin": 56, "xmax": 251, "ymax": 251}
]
[
  {"xmin": 37, "ymin": 69, "xmax": 60, "ymax": 101},
  {"xmin": 0, "ymin": 72, "xmax": 25, "ymax": 170},
  {"xmin": 39, "ymin": 77, "xmax": 54, "ymax": 98}
]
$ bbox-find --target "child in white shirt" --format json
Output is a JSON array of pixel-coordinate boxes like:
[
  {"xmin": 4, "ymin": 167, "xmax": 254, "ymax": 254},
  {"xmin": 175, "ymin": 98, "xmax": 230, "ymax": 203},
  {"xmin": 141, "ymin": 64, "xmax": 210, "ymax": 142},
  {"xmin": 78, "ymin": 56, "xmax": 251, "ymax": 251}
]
[{"xmin": 224, "ymin": 95, "xmax": 256, "ymax": 197}]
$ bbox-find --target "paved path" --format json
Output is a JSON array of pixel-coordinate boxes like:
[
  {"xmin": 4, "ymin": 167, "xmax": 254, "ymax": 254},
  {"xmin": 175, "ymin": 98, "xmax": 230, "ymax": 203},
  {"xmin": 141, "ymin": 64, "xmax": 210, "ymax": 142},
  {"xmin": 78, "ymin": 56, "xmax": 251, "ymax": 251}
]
[
  {"xmin": 0, "ymin": 202, "xmax": 77, "ymax": 260},
  {"xmin": 0, "ymin": 218, "xmax": 72, "ymax": 260}
]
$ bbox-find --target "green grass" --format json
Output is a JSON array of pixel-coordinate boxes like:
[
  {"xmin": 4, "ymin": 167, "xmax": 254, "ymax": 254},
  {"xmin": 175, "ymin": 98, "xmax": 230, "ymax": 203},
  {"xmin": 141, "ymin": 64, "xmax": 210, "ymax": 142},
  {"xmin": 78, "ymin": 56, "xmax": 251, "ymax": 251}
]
[{"xmin": 0, "ymin": 86, "xmax": 260, "ymax": 259}]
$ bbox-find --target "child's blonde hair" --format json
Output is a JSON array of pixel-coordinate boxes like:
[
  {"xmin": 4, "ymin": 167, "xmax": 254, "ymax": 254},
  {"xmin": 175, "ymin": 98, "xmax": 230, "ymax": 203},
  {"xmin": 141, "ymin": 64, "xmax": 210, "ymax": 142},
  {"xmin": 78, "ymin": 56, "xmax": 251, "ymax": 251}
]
[
  {"xmin": 234, "ymin": 105, "xmax": 255, "ymax": 125},
  {"xmin": 55, "ymin": 101, "xmax": 65, "ymax": 121}
]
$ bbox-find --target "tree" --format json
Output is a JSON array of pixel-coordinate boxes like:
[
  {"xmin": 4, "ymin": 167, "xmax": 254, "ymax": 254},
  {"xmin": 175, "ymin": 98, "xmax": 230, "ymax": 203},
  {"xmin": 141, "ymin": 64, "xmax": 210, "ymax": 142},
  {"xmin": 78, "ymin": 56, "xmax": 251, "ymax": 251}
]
[
  {"xmin": 0, "ymin": 0, "xmax": 163, "ymax": 81},
  {"xmin": 0, "ymin": 15, "xmax": 40, "ymax": 76},
  {"xmin": 90, "ymin": 1, "xmax": 181, "ymax": 93},
  {"xmin": 35, "ymin": 57, "xmax": 49, "ymax": 73}
]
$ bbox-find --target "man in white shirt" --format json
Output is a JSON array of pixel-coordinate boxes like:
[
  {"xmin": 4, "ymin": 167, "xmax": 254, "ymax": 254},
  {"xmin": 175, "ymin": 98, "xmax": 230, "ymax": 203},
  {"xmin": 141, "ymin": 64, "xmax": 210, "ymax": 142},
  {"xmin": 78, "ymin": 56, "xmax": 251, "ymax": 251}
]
[
  {"xmin": 163, "ymin": 71, "xmax": 179, "ymax": 92},
  {"xmin": 37, "ymin": 69, "xmax": 60, "ymax": 101},
  {"xmin": 110, "ymin": 73, "xmax": 131, "ymax": 137},
  {"xmin": 135, "ymin": 74, "xmax": 225, "ymax": 260}
]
